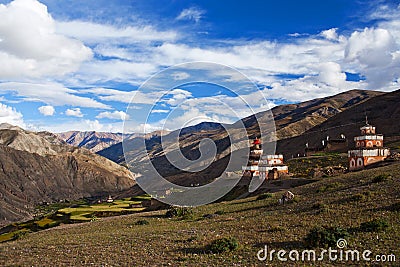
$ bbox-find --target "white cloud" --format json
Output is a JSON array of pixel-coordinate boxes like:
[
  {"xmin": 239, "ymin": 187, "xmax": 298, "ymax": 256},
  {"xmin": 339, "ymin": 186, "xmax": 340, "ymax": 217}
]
[
  {"xmin": 81, "ymin": 87, "xmax": 158, "ymax": 104},
  {"xmin": 41, "ymin": 119, "xmax": 125, "ymax": 133},
  {"xmin": 320, "ymin": 28, "xmax": 339, "ymax": 40},
  {"xmin": 38, "ymin": 105, "xmax": 55, "ymax": 116},
  {"xmin": 56, "ymin": 20, "xmax": 177, "ymax": 44},
  {"xmin": 368, "ymin": 3, "xmax": 400, "ymax": 21},
  {"xmin": 345, "ymin": 28, "xmax": 396, "ymax": 64},
  {"xmin": 165, "ymin": 88, "xmax": 192, "ymax": 106},
  {"xmin": 288, "ymin": 32, "xmax": 309, "ymax": 38},
  {"xmin": 151, "ymin": 109, "xmax": 169, "ymax": 113},
  {"xmin": 76, "ymin": 59, "xmax": 158, "ymax": 84},
  {"xmin": 154, "ymin": 40, "xmax": 344, "ymax": 78},
  {"xmin": 176, "ymin": 7, "xmax": 205, "ymax": 23},
  {"xmin": 172, "ymin": 71, "xmax": 190, "ymax": 80},
  {"xmin": 267, "ymin": 75, "xmax": 362, "ymax": 102},
  {"xmin": 166, "ymin": 110, "xmax": 210, "ymax": 130},
  {"xmin": 65, "ymin": 108, "xmax": 83, "ymax": 117},
  {"xmin": 345, "ymin": 27, "xmax": 399, "ymax": 89},
  {"xmin": 0, "ymin": 103, "xmax": 25, "ymax": 127},
  {"xmin": 96, "ymin": 110, "xmax": 129, "ymax": 120},
  {"xmin": 318, "ymin": 62, "xmax": 347, "ymax": 87},
  {"xmin": 0, "ymin": 0, "xmax": 92, "ymax": 79},
  {"xmin": 0, "ymin": 82, "xmax": 109, "ymax": 109}
]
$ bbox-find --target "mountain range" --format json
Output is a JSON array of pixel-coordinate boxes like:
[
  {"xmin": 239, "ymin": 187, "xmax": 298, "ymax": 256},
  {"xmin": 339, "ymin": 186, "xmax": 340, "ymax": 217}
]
[
  {"xmin": 96, "ymin": 89, "xmax": 387, "ymax": 187},
  {"xmin": 55, "ymin": 131, "xmax": 139, "ymax": 152},
  {"xmin": 2, "ymin": 88, "xmax": 399, "ymax": 226}
]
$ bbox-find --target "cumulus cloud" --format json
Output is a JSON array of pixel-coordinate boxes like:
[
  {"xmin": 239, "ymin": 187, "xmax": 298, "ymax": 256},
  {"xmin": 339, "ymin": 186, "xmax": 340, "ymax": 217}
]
[
  {"xmin": 345, "ymin": 27, "xmax": 399, "ymax": 89},
  {"xmin": 96, "ymin": 110, "xmax": 129, "ymax": 120},
  {"xmin": 38, "ymin": 105, "xmax": 55, "ymax": 116},
  {"xmin": 0, "ymin": 103, "xmax": 25, "ymax": 127},
  {"xmin": 172, "ymin": 71, "xmax": 190, "ymax": 80},
  {"xmin": 176, "ymin": 7, "xmax": 205, "ymax": 23},
  {"xmin": 345, "ymin": 28, "xmax": 396, "ymax": 65},
  {"xmin": 320, "ymin": 28, "xmax": 339, "ymax": 40},
  {"xmin": 65, "ymin": 108, "xmax": 83, "ymax": 117},
  {"xmin": 318, "ymin": 62, "xmax": 347, "ymax": 87},
  {"xmin": 0, "ymin": 0, "xmax": 92, "ymax": 79},
  {"xmin": 165, "ymin": 89, "xmax": 192, "ymax": 106}
]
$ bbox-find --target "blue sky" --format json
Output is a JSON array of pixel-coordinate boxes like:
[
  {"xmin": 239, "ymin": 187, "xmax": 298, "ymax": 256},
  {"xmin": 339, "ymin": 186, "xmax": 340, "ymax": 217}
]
[{"xmin": 0, "ymin": 0, "xmax": 399, "ymax": 133}]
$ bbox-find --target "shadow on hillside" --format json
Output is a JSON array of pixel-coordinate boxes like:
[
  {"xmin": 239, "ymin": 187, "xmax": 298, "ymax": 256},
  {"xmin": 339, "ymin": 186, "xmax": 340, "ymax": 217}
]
[{"xmin": 368, "ymin": 201, "xmax": 400, "ymax": 212}]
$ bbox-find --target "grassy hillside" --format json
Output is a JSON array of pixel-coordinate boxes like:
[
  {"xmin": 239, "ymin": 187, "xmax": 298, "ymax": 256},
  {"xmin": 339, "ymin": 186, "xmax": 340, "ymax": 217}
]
[
  {"xmin": 1, "ymin": 163, "xmax": 399, "ymax": 266},
  {"xmin": 286, "ymin": 152, "xmax": 348, "ymax": 177}
]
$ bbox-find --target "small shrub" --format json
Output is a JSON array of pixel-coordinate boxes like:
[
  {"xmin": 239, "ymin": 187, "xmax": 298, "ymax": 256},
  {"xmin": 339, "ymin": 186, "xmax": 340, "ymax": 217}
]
[
  {"xmin": 311, "ymin": 202, "xmax": 325, "ymax": 210},
  {"xmin": 203, "ymin": 214, "xmax": 219, "ymax": 219},
  {"xmin": 256, "ymin": 193, "xmax": 274, "ymax": 200},
  {"xmin": 350, "ymin": 193, "xmax": 366, "ymax": 202},
  {"xmin": 359, "ymin": 219, "xmax": 389, "ymax": 232},
  {"xmin": 372, "ymin": 174, "xmax": 389, "ymax": 183},
  {"xmin": 304, "ymin": 226, "xmax": 350, "ymax": 248},
  {"xmin": 12, "ymin": 230, "xmax": 30, "ymax": 241},
  {"xmin": 90, "ymin": 215, "xmax": 98, "ymax": 222},
  {"xmin": 208, "ymin": 237, "xmax": 239, "ymax": 253},
  {"xmin": 135, "ymin": 219, "xmax": 149, "ymax": 225},
  {"xmin": 165, "ymin": 206, "xmax": 194, "ymax": 220},
  {"xmin": 214, "ymin": 210, "xmax": 225, "ymax": 215}
]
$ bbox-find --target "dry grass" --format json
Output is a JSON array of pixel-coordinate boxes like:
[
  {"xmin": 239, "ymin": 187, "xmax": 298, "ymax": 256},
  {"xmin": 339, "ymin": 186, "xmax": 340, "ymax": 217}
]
[{"xmin": 1, "ymin": 163, "xmax": 400, "ymax": 266}]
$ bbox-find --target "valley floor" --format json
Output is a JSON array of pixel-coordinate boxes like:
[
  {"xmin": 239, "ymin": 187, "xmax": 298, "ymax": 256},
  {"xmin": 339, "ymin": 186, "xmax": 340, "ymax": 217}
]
[{"xmin": 1, "ymin": 163, "xmax": 400, "ymax": 266}]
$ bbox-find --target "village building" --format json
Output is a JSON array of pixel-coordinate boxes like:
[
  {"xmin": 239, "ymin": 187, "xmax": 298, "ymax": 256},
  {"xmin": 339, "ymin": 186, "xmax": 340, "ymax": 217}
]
[
  {"xmin": 348, "ymin": 119, "xmax": 390, "ymax": 171},
  {"xmin": 242, "ymin": 138, "xmax": 289, "ymax": 180}
]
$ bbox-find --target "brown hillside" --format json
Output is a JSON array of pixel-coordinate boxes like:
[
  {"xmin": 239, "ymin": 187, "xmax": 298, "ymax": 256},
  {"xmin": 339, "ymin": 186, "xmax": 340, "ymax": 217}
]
[
  {"xmin": 0, "ymin": 126, "xmax": 136, "ymax": 226},
  {"xmin": 243, "ymin": 89, "xmax": 383, "ymax": 140},
  {"xmin": 276, "ymin": 89, "xmax": 400, "ymax": 158}
]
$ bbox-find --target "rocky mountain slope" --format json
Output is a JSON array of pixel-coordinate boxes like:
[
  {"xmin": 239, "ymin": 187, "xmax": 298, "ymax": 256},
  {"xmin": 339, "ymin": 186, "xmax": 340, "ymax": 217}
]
[
  {"xmin": 56, "ymin": 131, "xmax": 137, "ymax": 152},
  {"xmin": 0, "ymin": 124, "xmax": 137, "ymax": 226}
]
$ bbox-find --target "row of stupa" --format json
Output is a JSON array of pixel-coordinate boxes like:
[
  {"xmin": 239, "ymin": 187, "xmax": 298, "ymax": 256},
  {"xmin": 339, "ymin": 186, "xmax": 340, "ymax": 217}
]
[{"xmin": 241, "ymin": 118, "xmax": 390, "ymax": 180}]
